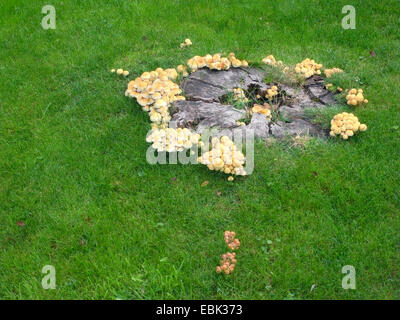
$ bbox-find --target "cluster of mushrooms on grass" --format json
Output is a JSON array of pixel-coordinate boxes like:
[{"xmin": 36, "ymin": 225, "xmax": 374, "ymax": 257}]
[
  {"xmin": 109, "ymin": 41, "xmax": 371, "ymax": 275},
  {"xmin": 112, "ymin": 41, "xmax": 368, "ymax": 181}
]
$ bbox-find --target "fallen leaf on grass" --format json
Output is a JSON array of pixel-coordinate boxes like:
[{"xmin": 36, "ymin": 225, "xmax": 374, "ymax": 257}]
[
  {"xmin": 369, "ymin": 50, "xmax": 376, "ymax": 57},
  {"xmin": 201, "ymin": 180, "xmax": 209, "ymax": 187},
  {"xmin": 17, "ymin": 221, "xmax": 24, "ymax": 227}
]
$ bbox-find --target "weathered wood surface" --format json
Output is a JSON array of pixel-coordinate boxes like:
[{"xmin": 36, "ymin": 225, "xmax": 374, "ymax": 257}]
[
  {"xmin": 180, "ymin": 67, "xmax": 268, "ymax": 102},
  {"xmin": 171, "ymin": 100, "xmax": 245, "ymax": 133}
]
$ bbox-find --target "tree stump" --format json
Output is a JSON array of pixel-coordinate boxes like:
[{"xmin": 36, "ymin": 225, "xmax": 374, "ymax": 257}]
[{"xmin": 171, "ymin": 68, "xmax": 338, "ymax": 139}]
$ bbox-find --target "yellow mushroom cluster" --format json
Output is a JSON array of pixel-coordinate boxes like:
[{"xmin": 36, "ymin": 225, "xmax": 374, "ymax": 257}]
[
  {"xmin": 261, "ymin": 55, "xmax": 289, "ymax": 72},
  {"xmin": 111, "ymin": 68, "xmax": 129, "ymax": 77},
  {"xmin": 125, "ymin": 68, "xmax": 185, "ymax": 128},
  {"xmin": 216, "ymin": 231, "xmax": 240, "ymax": 274},
  {"xmin": 197, "ymin": 136, "xmax": 247, "ymax": 176},
  {"xmin": 187, "ymin": 53, "xmax": 248, "ymax": 73},
  {"xmin": 295, "ymin": 58, "xmax": 323, "ymax": 78},
  {"xmin": 325, "ymin": 84, "xmax": 343, "ymax": 93},
  {"xmin": 177, "ymin": 64, "xmax": 189, "ymax": 77},
  {"xmin": 146, "ymin": 128, "xmax": 201, "ymax": 152},
  {"xmin": 330, "ymin": 112, "xmax": 367, "ymax": 140},
  {"xmin": 224, "ymin": 230, "xmax": 240, "ymax": 250},
  {"xmin": 216, "ymin": 252, "xmax": 237, "ymax": 274},
  {"xmin": 180, "ymin": 38, "xmax": 192, "ymax": 48},
  {"xmin": 235, "ymin": 121, "xmax": 246, "ymax": 127},
  {"xmin": 250, "ymin": 103, "xmax": 272, "ymax": 120},
  {"xmin": 346, "ymin": 88, "xmax": 368, "ymax": 106},
  {"xmin": 232, "ymin": 88, "xmax": 248, "ymax": 102},
  {"xmin": 261, "ymin": 55, "xmax": 283, "ymax": 67},
  {"xmin": 324, "ymin": 67, "xmax": 343, "ymax": 78},
  {"xmin": 265, "ymin": 85, "xmax": 279, "ymax": 99}
]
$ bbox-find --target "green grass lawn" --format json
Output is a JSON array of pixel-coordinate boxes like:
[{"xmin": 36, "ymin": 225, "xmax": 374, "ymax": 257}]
[{"xmin": 1, "ymin": 0, "xmax": 399, "ymax": 299}]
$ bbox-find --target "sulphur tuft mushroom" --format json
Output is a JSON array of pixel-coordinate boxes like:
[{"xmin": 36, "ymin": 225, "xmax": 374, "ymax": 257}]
[
  {"xmin": 265, "ymin": 85, "xmax": 278, "ymax": 100},
  {"xmin": 232, "ymin": 88, "xmax": 248, "ymax": 102},
  {"xmin": 250, "ymin": 103, "xmax": 272, "ymax": 120},
  {"xmin": 329, "ymin": 112, "xmax": 367, "ymax": 140},
  {"xmin": 186, "ymin": 53, "xmax": 247, "ymax": 73},
  {"xmin": 295, "ymin": 58, "xmax": 323, "ymax": 78},
  {"xmin": 180, "ymin": 38, "xmax": 193, "ymax": 48},
  {"xmin": 346, "ymin": 88, "xmax": 368, "ymax": 106},
  {"xmin": 146, "ymin": 128, "xmax": 201, "ymax": 152},
  {"xmin": 176, "ymin": 64, "xmax": 189, "ymax": 77},
  {"xmin": 197, "ymin": 136, "xmax": 247, "ymax": 176},
  {"xmin": 125, "ymin": 67, "xmax": 185, "ymax": 129},
  {"xmin": 324, "ymin": 67, "xmax": 343, "ymax": 78}
]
